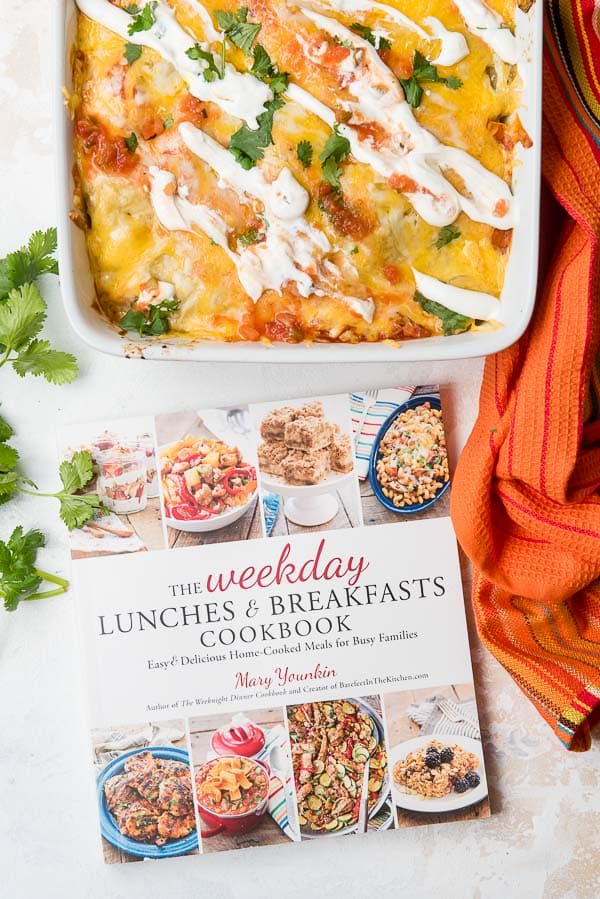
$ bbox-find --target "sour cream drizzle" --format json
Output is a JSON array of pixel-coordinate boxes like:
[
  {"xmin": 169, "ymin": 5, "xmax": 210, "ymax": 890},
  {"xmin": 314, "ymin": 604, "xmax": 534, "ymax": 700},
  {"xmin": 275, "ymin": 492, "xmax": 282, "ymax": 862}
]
[
  {"xmin": 451, "ymin": 0, "xmax": 519, "ymax": 65},
  {"xmin": 412, "ymin": 268, "xmax": 501, "ymax": 321},
  {"xmin": 297, "ymin": 8, "xmax": 515, "ymax": 229},
  {"xmin": 305, "ymin": 0, "xmax": 468, "ymax": 65},
  {"xmin": 75, "ymin": 0, "xmax": 271, "ymax": 126},
  {"xmin": 150, "ymin": 125, "xmax": 374, "ymax": 321}
]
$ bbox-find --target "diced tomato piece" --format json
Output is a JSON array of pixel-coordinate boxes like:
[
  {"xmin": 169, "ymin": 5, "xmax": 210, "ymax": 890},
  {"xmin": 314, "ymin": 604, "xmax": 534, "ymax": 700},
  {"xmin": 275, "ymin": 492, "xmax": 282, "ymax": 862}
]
[
  {"xmin": 383, "ymin": 263, "xmax": 400, "ymax": 285},
  {"xmin": 317, "ymin": 184, "xmax": 375, "ymax": 239},
  {"xmin": 75, "ymin": 118, "xmax": 137, "ymax": 174}
]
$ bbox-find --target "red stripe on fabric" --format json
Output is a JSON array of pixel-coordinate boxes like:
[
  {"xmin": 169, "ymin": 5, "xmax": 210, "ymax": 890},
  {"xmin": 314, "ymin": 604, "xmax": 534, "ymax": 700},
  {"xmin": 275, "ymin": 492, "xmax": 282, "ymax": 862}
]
[
  {"xmin": 573, "ymin": 0, "xmax": 600, "ymax": 103},
  {"xmin": 540, "ymin": 232, "xmax": 587, "ymax": 492},
  {"xmin": 497, "ymin": 488, "xmax": 600, "ymax": 539}
]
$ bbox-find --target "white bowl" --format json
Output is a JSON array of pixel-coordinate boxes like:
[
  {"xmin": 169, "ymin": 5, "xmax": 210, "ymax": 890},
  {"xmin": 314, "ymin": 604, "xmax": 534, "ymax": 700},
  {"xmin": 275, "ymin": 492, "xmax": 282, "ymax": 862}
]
[
  {"xmin": 164, "ymin": 494, "xmax": 257, "ymax": 532},
  {"xmin": 55, "ymin": 1, "xmax": 542, "ymax": 363}
]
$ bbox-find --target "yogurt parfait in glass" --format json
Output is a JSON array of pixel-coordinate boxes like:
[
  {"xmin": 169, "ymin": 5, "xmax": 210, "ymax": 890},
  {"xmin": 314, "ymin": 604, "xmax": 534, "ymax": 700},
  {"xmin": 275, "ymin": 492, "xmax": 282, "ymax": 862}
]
[{"xmin": 96, "ymin": 445, "xmax": 147, "ymax": 514}]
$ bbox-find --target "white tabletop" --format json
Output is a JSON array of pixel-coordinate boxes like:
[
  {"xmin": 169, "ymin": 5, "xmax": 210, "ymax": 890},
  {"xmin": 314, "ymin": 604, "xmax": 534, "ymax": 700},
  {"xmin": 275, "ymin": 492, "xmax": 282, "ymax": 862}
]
[{"xmin": 1, "ymin": 4, "xmax": 599, "ymax": 898}]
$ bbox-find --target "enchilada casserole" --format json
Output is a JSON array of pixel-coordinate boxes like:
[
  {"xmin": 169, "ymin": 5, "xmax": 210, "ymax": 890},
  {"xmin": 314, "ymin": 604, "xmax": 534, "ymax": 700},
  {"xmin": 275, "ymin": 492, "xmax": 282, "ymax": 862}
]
[{"xmin": 69, "ymin": 0, "xmax": 532, "ymax": 343}]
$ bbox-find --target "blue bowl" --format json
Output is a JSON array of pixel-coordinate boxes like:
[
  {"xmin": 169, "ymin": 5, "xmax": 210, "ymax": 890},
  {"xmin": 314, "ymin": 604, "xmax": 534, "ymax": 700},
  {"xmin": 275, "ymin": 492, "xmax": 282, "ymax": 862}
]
[
  {"xmin": 368, "ymin": 394, "xmax": 451, "ymax": 515},
  {"xmin": 97, "ymin": 746, "xmax": 198, "ymax": 859}
]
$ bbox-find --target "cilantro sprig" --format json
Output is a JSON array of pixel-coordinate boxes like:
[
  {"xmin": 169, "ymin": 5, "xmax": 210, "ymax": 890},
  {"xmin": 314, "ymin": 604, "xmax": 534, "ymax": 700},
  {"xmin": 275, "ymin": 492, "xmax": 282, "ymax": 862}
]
[
  {"xmin": 319, "ymin": 126, "xmax": 351, "ymax": 193},
  {"xmin": 249, "ymin": 44, "xmax": 288, "ymax": 93},
  {"xmin": 1, "ymin": 444, "xmax": 101, "ymax": 530},
  {"xmin": 435, "ymin": 224, "xmax": 461, "ymax": 249},
  {"xmin": 229, "ymin": 96, "xmax": 285, "ymax": 169},
  {"xmin": 415, "ymin": 290, "xmax": 472, "ymax": 335},
  {"xmin": 0, "ymin": 527, "xmax": 69, "ymax": 613},
  {"xmin": 124, "ymin": 42, "xmax": 142, "ymax": 65},
  {"xmin": 297, "ymin": 140, "xmax": 313, "ymax": 168},
  {"xmin": 126, "ymin": 2, "xmax": 156, "ymax": 36},
  {"xmin": 0, "ymin": 228, "xmax": 59, "ymax": 301},
  {"xmin": 400, "ymin": 51, "xmax": 462, "ymax": 108},
  {"xmin": 119, "ymin": 297, "xmax": 180, "ymax": 337},
  {"xmin": 186, "ymin": 43, "xmax": 225, "ymax": 82},
  {"xmin": 216, "ymin": 7, "xmax": 261, "ymax": 54},
  {"xmin": 0, "ymin": 230, "xmax": 78, "ymax": 385}
]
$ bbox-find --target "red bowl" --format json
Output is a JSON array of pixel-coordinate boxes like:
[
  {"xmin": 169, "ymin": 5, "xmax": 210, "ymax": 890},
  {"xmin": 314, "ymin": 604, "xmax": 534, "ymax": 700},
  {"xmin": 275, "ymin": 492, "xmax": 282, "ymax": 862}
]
[{"xmin": 196, "ymin": 757, "xmax": 270, "ymax": 838}]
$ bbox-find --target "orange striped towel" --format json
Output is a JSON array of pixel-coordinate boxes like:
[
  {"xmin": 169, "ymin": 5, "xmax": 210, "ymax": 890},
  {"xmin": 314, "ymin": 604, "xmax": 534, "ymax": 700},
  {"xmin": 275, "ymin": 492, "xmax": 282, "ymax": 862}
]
[{"xmin": 451, "ymin": 0, "xmax": 600, "ymax": 751}]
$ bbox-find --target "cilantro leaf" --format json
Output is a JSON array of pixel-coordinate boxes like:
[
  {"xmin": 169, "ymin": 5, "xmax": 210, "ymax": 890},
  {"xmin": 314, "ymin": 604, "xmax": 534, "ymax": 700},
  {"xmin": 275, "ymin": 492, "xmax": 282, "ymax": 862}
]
[
  {"xmin": 124, "ymin": 132, "xmax": 139, "ymax": 152},
  {"xmin": 216, "ymin": 8, "xmax": 261, "ymax": 55},
  {"xmin": 59, "ymin": 451, "xmax": 94, "ymax": 495},
  {"xmin": 297, "ymin": 140, "xmax": 313, "ymax": 168},
  {"xmin": 0, "ymin": 414, "xmax": 14, "ymax": 442},
  {"xmin": 401, "ymin": 50, "xmax": 463, "ymax": 108},
  {"xmin": 12, "ymin": 340, "xmax": 78, "ymax": 384},
  {"xmin": 186, "ymin": 43, "xmax": 224, "ymax": 81},
  {"xmin": 229, "ymin": 96, "xmax": 285, "ymax": 169},
  {"xmin": 250, "ymin": 44, "xmax": 273, "ymax": 78},
  {"xmin": 435, "ymin": 224, "xmax": 461, "ymax": 249},
  {"xmin": 53, "ymin": 451, "xmax": 101, "ymax": 530},
  {"xmin": 415, "ymin": 291, "xmax": 472, "ymax": 335},
  {"xmin": 0, "ymin": 526, "xmax": 70, "ymax": 612},
  {"xmin": 0, "ymin": 527, "xmax": 44, "ymax": 611},
  {"xmin": 163, "ymin": 114, "xmax": 174, "ymax": 129},
  {"xmin": 58, "ymin": 492, "xmax": 102, "ymax": 531},
  {"xmin": 127, "ymin": 2, "xmax": 156, "ymax": 35},
  {"xmin": 319, "ymin": 126, "xmax": 351, "ymax": 192},
  {"xmin": 399, "ymin": 75, "xmax": 423, "ymax": 108},
  {"xmin": 350, "ymin": 23, "xmax": 391, "ymax": 50},
  {"xmin": 124, "ymin": 42, "xmax": 142, "ymax": 64},
  {"xmin": 119, "ymin": 298, "xmax": 180, "ymax": 337},
  {"xmin": 444, "ymin": 75, "xmax": 462, "ymax": 90},
  {"xmin": 0, "ymin": 283, "xmax": 46, "ymax": 352},
  {"xmin": 0, "ymin": 443, "xmax": 18, "ymax": 472},
  {"xmin": 0, "ymin": 227, "xmax": 58, "ymax": 300}
]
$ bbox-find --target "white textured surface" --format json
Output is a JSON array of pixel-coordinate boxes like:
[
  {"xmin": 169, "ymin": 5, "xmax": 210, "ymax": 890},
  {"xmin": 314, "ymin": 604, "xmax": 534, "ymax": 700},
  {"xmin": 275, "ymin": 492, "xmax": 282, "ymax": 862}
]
[{"xmin": 0, "ymin": 3, "xmax": 599, "ymax": 898}]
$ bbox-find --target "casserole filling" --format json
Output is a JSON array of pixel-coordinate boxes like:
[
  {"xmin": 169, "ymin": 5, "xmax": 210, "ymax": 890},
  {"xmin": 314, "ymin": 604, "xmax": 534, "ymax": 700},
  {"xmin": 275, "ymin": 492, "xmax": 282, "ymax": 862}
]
[{"xmin": 70, "ymin": 0, "xmax": 531, "ymax": 343}]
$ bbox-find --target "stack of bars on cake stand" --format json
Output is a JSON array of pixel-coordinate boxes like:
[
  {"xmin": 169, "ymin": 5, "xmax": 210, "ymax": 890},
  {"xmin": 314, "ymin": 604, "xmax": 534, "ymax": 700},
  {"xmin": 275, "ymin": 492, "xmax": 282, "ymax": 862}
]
[{"xmin": 257, "ymin": 402, "xmax": 355, "ymax": 527}]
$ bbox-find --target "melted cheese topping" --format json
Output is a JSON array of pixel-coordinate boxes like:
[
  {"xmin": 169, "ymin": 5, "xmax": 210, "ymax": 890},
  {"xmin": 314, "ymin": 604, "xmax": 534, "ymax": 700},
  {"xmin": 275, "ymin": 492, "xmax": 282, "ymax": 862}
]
[{"xmin": 72, "ymin": 0, "xmax": 527, "ymax": 344}]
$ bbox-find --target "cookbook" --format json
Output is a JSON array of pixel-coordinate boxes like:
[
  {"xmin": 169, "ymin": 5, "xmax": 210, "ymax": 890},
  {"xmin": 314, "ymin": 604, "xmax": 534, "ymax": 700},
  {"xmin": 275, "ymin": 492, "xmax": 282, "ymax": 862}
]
[{"xmin": 62, "ymin": 384, "xmax": 489, "ymax": 864}]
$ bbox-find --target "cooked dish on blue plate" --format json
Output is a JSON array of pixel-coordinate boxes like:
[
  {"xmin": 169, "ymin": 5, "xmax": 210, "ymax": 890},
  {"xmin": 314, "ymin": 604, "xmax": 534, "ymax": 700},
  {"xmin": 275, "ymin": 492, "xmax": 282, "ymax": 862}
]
[
  {"xmin": 375, "ymin": 401, "xmax": 449, "ymax": 508},
  {"xmin": 103, "ymin": 750, "xmax": 196, "ymax": 845}
]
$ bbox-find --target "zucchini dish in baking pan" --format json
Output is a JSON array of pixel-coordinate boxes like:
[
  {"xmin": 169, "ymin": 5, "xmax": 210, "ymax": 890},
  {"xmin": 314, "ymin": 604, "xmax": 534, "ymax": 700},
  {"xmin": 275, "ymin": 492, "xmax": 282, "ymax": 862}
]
[{"xmin": 67, "ymin": 0, "xmax": 535, "ymax": 345}]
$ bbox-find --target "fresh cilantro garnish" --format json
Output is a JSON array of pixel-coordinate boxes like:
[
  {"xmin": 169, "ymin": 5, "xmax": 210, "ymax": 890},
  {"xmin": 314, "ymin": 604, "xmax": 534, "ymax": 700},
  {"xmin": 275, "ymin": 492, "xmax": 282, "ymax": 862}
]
[
  {"xmin": 163, "ymin": 114, "xmax": 174, "ymax": 129},
  {"xmin": 400, "ymin": 50, "xmax": 463, "ymax": 108},
  {"xmin": 216, "ymin": 7, "xmax": 261, "ymax": 55},
  {"xmin": 229, "ymin": 96, "xmax": 285, "ymax": 169},
  {"xmin": 0, "ymin": 527, "xmax": 70, "ymax": 612},
  {"xmin": 350, "ymin": 246, "xmax": 359, "ymax": 254},
  {"xmin": 119, "ymin": 297, "xmax": 180, "ymax": 337},
  {"xmin": 238, "ymin": 227, "xmax": 262, "ymax": 245},
  {"xmin": 124, "ymin": 132, "xmax": 138, "ymax": 152},
  {"xmin": 319, "ymin": 125, "xmax": 351, "ymax": 193},
  {"xmin": 297, "ymin": 140, "xmax": 313, "ymax": 168},
  {"xmin": 250, "ymin": 44, "xmax": 273, "ymax": 78},
  {"xmin": 350, "ymin": 23, "xmax": 391, "ymax": 51},
  {"xmin": 0, "ymin": 282, "xmax": 77, "ymax": 384},
  {"xmin": 124, "ymin": 42, "xmax": 142, "ymax": 65},
  {"xmin": 415, "ymin": 290, "xmax": 472, "ymax": 335},
  {"xmin": 186, "ymin": 43, "xmax": 224, "ymax": 81},
  {"xmin": 13, "ymin": 451, "xmax": 100, "ymax": 531},
  {"xmin": 435, "ymin": 224, "xmax": 461, "ymax": 249},
  {"xmin": 0, "ymin": 228, "xmax": 58, "ymax": 301},
  {"xmin": 127, "ymin": 2, "xmax": 156, "ymax": 35}
]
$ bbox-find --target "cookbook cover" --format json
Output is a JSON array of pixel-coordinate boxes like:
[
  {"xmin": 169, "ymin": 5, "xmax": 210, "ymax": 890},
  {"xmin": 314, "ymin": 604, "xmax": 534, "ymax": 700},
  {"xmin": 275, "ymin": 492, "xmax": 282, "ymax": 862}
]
[{"xmin": 61, "ymin": 385, "xmax": 489, "ymax": 864}]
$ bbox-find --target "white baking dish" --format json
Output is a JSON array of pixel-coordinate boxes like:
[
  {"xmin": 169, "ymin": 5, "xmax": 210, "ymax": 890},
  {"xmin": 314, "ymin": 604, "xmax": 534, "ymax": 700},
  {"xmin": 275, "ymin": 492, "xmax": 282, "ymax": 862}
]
[{"xmin": 55, "ymin": 0, "xmax": 542, "ymax": 363}]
